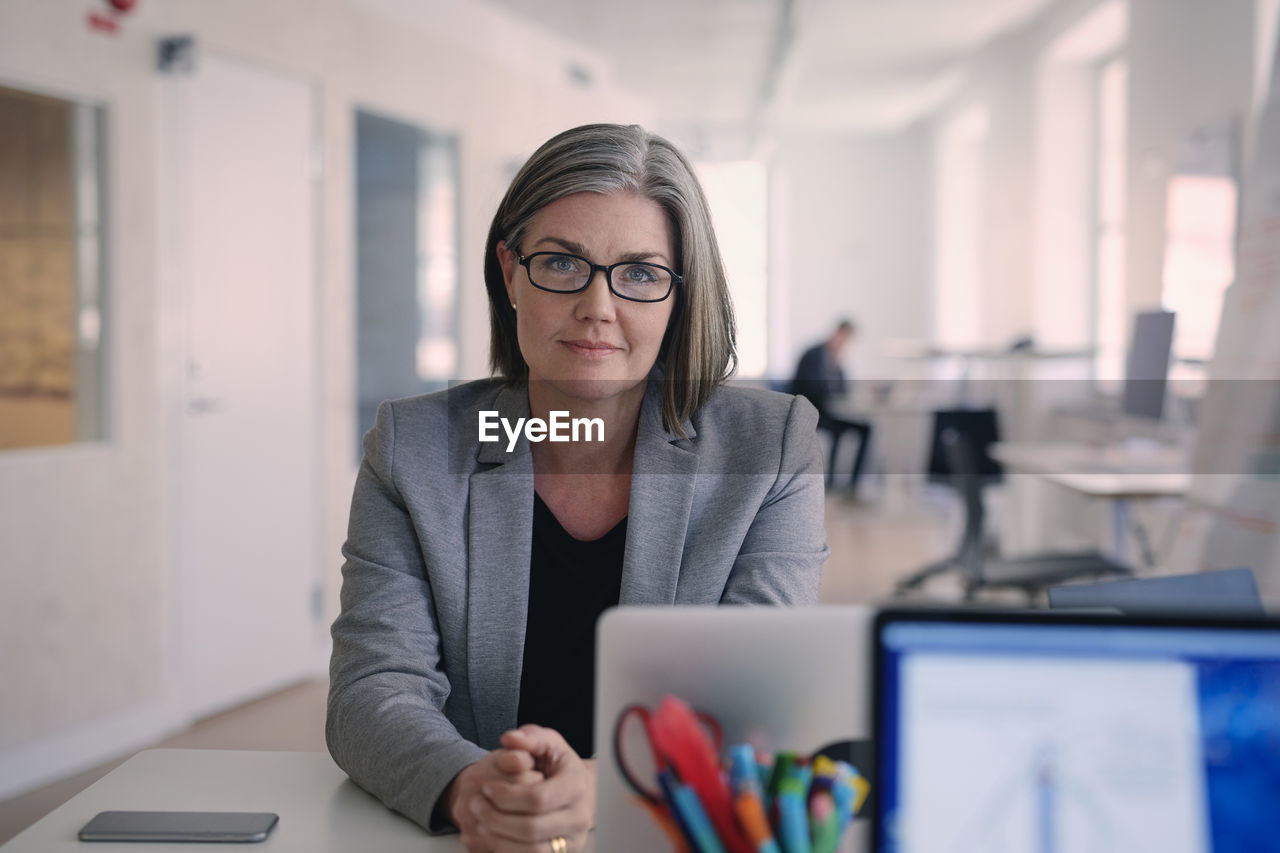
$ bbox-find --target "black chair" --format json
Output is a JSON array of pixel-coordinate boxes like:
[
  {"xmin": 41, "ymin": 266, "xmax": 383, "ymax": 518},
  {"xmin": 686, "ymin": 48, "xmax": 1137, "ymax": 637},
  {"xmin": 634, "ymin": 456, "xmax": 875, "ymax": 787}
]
[{"xmin": 897, "ymin": 413, "xmax": 1133, "ymax": 600}]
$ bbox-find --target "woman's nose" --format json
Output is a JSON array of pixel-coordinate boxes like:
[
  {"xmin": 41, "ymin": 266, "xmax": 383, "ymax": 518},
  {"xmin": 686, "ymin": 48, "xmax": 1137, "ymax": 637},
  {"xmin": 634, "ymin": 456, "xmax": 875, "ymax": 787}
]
[{"xmin": 574, "ymin": 268, "xmax": 618, "ymax": 321}]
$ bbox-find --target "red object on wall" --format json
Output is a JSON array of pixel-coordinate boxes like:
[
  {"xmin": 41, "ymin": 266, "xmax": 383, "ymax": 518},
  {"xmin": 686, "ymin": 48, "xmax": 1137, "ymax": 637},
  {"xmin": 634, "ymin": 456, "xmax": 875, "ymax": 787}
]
[
  {"xmin": 87, "ymin": 0, "xmax": 137, "ymax": 36},
  {"xmin": 87, "ymin": 11, "xmax": 119, "ymax": 33}
]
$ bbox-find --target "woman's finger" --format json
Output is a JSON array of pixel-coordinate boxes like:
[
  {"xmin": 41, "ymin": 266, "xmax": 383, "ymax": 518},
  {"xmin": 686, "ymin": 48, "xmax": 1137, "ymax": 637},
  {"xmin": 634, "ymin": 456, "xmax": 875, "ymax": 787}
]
[
  {"xmin": 483, "ymin": 762, "xmax": 584, "ymax": 816},
  {"xmin": 492, "ymin": 748, "xmax": 536, "ymax": 777},
  {"xmin": 470, "ymin": 796, "xmax": 584, "ymax": 847},
  {"xmin": 500, "ymin": 724, "xmax": 568, "ymax": 760}
]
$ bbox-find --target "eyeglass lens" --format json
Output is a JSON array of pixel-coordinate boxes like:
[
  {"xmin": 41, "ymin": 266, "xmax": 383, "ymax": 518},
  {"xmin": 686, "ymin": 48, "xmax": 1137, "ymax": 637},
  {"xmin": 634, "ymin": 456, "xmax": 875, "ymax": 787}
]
[{"xmin": 526, "ymin": 252, "xmax": 672, "ymax": 301}]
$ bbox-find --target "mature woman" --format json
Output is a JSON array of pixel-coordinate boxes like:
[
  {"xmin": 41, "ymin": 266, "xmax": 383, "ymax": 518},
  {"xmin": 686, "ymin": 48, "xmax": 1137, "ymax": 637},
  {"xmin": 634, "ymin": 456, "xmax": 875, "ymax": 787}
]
[{"xmin": 327, "ymin": 123, "xmax": 827, "ymax": 853}]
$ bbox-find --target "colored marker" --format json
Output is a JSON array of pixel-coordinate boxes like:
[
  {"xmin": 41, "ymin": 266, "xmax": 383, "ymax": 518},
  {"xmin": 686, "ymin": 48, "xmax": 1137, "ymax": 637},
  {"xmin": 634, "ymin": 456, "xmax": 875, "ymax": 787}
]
[
  {"xmin": 768, "ymin": 752, "xmax": 798, "ymax": 800},
  {"xmin": 657, "ymin": 770, "xmax": 704, "ymax": 852},
  {"xmin": 733, "ymin": 791, "xmax": 781, "ymax": 853},
  {"xmin": 832, "ymin": 762, "xmax": 870, "ymax": 832},
  {"xmin": 730, "ymin": 745, "xmax": 764, "ymax": 795},
  {"xmin": 755, "ymin": 751, "xmax": 774, "ymax": 814},
  {"xmin": 809, "ymin": 790, "xmax": 840, "ymax": 853},
  {"xmin": 776, "ymin": 779, "xmax": 811, "ymax": 853},
  {"xmin": 668, "ymin": 777, "xmax": 728, "ymax": 853},
  {"xmin": 830, "ymin": 772, "xmax": 854, "ymax": 836}
]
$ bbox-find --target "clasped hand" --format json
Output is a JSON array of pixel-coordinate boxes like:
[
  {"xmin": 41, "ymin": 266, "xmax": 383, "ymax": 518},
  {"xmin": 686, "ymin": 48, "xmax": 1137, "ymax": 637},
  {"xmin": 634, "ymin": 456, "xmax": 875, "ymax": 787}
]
[{"xmin": 448, "ymin": 724, "xmax": 595, "ymax": 853}]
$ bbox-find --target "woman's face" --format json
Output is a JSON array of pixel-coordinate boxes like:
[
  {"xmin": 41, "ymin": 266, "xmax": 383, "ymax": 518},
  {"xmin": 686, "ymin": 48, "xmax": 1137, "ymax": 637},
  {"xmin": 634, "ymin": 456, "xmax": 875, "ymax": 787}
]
[{"xmin": 498, "ymin": 190, "xmax": 677, "ymax": 406}]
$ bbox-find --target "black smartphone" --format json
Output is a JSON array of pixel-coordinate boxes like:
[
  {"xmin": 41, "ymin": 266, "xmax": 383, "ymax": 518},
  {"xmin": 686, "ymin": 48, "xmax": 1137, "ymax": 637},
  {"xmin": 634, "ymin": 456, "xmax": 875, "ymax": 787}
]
[{"xmin": 78, "ymin": 811, "xmax": 279, "ymax": 843}]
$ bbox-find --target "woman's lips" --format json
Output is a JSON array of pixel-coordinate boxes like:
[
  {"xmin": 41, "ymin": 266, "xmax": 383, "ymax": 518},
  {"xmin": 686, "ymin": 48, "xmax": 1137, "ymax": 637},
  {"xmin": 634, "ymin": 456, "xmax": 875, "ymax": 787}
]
[{"xmin": 561, "ymin": 340, "xmax": 622, "ymax": 358}]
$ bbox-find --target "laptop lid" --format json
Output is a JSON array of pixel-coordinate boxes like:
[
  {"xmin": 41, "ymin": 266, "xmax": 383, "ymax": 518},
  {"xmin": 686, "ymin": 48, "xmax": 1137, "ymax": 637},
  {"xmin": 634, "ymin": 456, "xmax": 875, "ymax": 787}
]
[
  {"xmin": 872, "ymin": 608, "xmax": 1280, "ymax": 853},
  {"xmin": 595, "ymin": 605, "xmax": 873, "ymax": 853},
  {"xmin": 1048, "ymin": 568, "xmax": 1264, "ymax": 616}
]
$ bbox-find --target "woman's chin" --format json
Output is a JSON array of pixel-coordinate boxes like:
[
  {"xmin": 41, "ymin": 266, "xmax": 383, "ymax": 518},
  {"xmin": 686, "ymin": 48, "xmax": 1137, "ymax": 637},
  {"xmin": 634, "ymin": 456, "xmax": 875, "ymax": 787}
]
[{"xmin": 533, "ymin": 375, "xmax": 647, "ymax": 405}]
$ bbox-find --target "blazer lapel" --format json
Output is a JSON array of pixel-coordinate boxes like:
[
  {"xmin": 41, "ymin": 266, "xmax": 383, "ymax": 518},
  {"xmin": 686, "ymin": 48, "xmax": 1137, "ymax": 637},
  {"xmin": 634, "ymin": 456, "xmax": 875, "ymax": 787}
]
[
  {"xmin": 466, "ymin": 383, "xmax": 534, "ymax": 748},
  {"xmin": 620, "ymin": 381, "xmax": 699, "ymax": 605}
]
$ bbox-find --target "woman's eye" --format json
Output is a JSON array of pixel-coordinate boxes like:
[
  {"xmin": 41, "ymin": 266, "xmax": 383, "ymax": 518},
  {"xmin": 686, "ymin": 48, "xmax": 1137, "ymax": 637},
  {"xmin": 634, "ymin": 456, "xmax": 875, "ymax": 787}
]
[
  {"xmin": 622, "ymin": 265, "xmax": 658, "ymax": 283},
  {"xmin": 536, "ymin": 255, "xmax": 578, "ymax": 275}
]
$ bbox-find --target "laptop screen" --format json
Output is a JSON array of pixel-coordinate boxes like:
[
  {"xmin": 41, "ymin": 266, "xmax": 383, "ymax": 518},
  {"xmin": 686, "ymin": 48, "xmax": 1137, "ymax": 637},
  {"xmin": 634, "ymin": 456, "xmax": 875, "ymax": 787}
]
[{"xmin": 873, "ymin": 611, "xmax": 1280, "ymax": 853}]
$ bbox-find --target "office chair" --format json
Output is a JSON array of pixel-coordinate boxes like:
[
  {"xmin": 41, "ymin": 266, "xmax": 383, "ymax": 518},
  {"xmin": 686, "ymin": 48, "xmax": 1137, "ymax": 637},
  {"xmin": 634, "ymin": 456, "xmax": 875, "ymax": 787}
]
[{"xmin": 896, "ymin": 415, "xmax": 1133, "ymax": 601}]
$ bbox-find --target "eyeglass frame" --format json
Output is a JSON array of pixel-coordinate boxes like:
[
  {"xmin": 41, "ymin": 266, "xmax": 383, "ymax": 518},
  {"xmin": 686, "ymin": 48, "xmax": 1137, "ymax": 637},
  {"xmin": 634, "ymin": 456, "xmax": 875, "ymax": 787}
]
[{"xmin": 516, "ymin": 251, "xmax": 682, "ymax": 303}]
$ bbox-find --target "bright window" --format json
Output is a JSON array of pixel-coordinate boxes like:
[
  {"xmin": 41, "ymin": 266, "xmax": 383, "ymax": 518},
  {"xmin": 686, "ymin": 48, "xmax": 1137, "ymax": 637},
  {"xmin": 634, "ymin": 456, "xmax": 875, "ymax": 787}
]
[
  {"xmin": 1093, "ymin": 56, "xmax": 1128, "ymax": 382},
  {"xmin": 1161, "ymin": 172, "xmax": 1237, "ymax": 368},
  {"xmin": 0, "ymin": 84, "xmax": 108, "ymax": 451},
  {"xmin": 696, "ymin": 161, "xmax": 768, "ymax": 377}
]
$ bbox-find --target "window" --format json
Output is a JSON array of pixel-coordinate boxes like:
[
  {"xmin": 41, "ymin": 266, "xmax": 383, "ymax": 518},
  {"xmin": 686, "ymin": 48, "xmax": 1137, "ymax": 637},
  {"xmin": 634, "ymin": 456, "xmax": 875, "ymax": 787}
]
[
  {"xmin": 1160, "ymin": 121, "xmax": 1238, "ymax": 386},
  {"xmin": 0, "ymin": 84, "xmax": 108, "ymax": 451},
  {"xmin": 696, "ymin": 161, "xmax": 768, "ymax": 377},
  {"xmin": 354, "ymin": 110, "xmax": 459, "ymax": 454},
  {"xmin": 1092, "ymin": 56, "xmax": 1127, "ymax": 382}
]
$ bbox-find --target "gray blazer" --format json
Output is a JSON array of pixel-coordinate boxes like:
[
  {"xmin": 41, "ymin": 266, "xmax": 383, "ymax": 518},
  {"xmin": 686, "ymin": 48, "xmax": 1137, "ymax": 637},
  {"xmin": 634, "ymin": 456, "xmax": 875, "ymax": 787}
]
[{"xmin": 326, "ymin": 377, "xmax": 828, "ymax": 832}]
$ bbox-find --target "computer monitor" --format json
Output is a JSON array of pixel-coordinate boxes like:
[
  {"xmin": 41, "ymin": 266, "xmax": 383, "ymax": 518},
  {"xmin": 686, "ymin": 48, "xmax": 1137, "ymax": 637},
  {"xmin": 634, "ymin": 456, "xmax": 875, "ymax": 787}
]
[
  {"xmin": 1122, "ymin": 310, "xmax": 1176, "ymax": 421},
  {"xmin": 873, "ymin": 608, "xmax": 1280, "ymax": 853}
]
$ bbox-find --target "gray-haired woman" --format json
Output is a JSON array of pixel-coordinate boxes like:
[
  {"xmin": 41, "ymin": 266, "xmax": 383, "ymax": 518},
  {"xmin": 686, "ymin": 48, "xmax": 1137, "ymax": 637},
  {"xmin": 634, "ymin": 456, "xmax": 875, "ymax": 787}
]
[{"xmin": 327, "ymin": 123, "xmax": 828, "ymax": 853}]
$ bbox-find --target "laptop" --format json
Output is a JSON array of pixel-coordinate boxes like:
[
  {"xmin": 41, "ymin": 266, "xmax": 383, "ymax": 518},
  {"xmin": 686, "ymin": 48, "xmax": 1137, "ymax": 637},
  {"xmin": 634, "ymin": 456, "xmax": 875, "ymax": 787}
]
[
  {"xmin": 594, "ymin": 605, "xmax": 873, "ymax": 852},
  {"xmin": 1048, "ymin": 568, "xmax": 1264, "ymax": 616},
  {"xmin": 872, "ymin": 608, "xmax": 1280, "ymax": 853}
]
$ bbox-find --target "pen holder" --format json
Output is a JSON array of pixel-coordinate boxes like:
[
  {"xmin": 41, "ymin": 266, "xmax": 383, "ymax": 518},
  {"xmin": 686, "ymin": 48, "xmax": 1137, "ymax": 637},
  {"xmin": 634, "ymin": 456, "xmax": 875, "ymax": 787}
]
[{"xmin": 613, "ymin": 694, "xmax": 871, "ymax": 853}]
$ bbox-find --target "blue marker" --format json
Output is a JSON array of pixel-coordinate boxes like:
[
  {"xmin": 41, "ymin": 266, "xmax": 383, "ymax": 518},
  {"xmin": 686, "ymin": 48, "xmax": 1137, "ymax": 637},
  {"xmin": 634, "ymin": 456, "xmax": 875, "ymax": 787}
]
[
  {"xmin": 729, "ymin": 744, "xmax": 780, "ymax": 853},
  {"xmin": 776, "ymin": 780, "xmax": 811, "ymax": 853},
  {"xmin": 729, "ymin": 745, "xmax": 763, "ymax": 795},
  {"xmin": 830, "ymin": 774, "xmax": 854, "ymax": 834},
  {"xmin": 657, "ymin": 770, "xmax": 703, "ymax": 850},
  {"xmin": 668, "ymin": 776, "xmax": 728, "ymax": 853}
]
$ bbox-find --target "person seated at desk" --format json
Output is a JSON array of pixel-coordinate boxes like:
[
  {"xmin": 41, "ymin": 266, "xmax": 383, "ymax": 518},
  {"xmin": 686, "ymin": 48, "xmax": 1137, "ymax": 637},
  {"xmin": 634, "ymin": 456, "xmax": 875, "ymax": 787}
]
[
  {"xmin": 327, "ymin": 123, "xmax": 828, "ymax": 853},
  {"xmin": 790, "ymin": 319, "xmax": 873, "ymax": 496}
]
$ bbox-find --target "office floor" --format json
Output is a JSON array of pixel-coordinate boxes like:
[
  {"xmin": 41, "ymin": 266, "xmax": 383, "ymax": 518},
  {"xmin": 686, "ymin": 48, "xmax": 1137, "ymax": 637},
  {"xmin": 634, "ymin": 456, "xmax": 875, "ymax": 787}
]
[
  {"xmin": 0, "ymin": 681, "xmax": 329, "ymax": 844},
  {"xmin": 0, "ymin": 486, "xmax": 962, "ymax": 844}
]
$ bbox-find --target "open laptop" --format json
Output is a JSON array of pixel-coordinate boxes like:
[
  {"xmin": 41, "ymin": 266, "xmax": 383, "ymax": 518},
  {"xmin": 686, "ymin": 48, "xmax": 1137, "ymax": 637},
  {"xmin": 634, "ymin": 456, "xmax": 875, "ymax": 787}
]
[
  {"xmin": 872, "ymin": 608, "xmax": 1280, "ymax": 853},
  {"xmin": 594, "ymin": 605, "xmax": 873, "ymax": 852},
  {"xmin": 1048, "ymin": 567, "xmax": 1264, "ymax": 616}
]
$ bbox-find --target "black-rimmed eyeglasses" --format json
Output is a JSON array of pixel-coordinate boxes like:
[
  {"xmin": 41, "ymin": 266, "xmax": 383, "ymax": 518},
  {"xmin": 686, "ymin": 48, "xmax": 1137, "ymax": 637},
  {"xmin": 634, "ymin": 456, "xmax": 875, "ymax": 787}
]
[{"xmin": 518, "ymin": 252, "xmax": 681, "ymax": 303}]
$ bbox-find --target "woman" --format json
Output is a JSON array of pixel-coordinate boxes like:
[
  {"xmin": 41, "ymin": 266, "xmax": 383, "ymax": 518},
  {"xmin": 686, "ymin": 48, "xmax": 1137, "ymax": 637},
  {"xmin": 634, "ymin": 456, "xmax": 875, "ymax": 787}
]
[{"xmin": 327, "ymin": 123, "xmax": 827, "ymax": 853}]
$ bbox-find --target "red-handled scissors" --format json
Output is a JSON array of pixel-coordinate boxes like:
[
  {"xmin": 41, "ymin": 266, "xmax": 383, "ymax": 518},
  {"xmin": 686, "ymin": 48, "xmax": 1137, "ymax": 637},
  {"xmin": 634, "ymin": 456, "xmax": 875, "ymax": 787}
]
[{"xmin": 612, "ymin": 695, "xmax": 754, "ymax": 853}]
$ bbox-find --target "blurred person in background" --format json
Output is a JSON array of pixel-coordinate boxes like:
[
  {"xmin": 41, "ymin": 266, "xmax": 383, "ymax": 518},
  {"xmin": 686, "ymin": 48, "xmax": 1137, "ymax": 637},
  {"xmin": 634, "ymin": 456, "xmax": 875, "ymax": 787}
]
[{"xmin": 791, "ymin": 319, "xmax": 873, "ymax": 497}]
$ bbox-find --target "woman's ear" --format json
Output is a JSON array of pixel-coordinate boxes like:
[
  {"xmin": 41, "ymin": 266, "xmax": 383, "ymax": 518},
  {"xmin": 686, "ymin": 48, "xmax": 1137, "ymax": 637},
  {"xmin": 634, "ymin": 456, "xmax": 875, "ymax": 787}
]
[{"xmin": 496, "ymin": 240, "xmax": 517, "ymax": 307}]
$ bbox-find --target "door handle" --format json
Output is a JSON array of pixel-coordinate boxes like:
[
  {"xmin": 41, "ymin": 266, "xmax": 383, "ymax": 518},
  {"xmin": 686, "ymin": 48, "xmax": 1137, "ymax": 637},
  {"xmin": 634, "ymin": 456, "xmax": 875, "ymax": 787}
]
[{"xmin": 187, "ymin": 397, "xmax": 224, "ymax": 415}]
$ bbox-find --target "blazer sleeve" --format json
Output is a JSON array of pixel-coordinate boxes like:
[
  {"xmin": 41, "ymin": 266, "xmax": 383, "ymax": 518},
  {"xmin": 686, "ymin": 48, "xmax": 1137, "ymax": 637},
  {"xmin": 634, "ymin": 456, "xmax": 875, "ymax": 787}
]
[
  {"xmin": 720, "ymin": 394, "xmax": 828, "ymax": 604},
  {"xmin": 326, "ymin": 401, "xmax": 487, "ymax": 833}
]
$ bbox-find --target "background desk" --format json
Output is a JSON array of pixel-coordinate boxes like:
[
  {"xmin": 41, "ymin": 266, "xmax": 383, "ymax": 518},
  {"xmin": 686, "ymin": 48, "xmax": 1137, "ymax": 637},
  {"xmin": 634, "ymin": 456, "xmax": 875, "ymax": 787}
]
[
  {"xmin": 992, "ymin": 441, "xmax": 1190, "ymax": 565},
  {"xmin": 0, "ymin": 749, "xmax": 536, "ymax": 852}
]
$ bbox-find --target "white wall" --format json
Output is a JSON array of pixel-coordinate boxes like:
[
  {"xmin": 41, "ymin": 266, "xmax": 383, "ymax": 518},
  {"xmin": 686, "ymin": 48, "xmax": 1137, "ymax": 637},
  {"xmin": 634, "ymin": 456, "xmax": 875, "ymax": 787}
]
[
  {"xmin": 772, "ymin": 127, "xmax": 933, "ymax": 380},
  {"xmin": 0, "ymin": 0, "xmax": 645, "ymax": 799},
  {"xmin": 936, "ymin": 0, "xmax": 1259, "ymax": 355}
]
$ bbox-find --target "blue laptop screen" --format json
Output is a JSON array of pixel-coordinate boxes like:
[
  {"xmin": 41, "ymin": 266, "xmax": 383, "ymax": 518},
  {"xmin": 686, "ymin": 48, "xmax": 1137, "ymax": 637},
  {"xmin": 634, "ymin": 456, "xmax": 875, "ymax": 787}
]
[{"xmin": 876, "ymin": 620, "xmax": 1280, "ymax": 853}]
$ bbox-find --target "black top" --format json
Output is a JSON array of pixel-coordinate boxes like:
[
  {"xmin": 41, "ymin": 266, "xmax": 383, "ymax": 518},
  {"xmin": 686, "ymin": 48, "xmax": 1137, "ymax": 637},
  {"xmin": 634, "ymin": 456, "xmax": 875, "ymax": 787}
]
[{"xmin": 516, "ymin": 493, "xmax": 627, "ymax": 758}]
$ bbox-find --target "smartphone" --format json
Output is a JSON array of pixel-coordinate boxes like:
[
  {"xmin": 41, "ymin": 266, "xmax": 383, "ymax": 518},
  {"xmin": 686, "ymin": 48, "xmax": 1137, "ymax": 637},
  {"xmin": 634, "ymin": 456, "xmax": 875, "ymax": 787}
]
[{"xmin": 78, "ymin": 811, "xmax": 278, "ymax": 843}]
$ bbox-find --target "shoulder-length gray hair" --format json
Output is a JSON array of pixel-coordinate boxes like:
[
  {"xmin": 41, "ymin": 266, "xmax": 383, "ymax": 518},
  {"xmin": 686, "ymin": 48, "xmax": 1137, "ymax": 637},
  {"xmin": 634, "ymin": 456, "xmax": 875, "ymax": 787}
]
[{"xmin": 484, "ymin": 123, "xmax": 737, "ymax": 436}]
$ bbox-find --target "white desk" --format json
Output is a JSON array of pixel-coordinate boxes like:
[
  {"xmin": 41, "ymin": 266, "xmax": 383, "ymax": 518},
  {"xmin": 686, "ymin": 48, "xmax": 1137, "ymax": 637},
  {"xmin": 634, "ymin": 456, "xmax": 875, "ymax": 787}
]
[
  {"xmin": 0, "ymin": 750, "xmax": 518, "ymax": 852},
  {"xmin": 992, "ymin": 441, "xmax": 1190, "ymax": 564}
]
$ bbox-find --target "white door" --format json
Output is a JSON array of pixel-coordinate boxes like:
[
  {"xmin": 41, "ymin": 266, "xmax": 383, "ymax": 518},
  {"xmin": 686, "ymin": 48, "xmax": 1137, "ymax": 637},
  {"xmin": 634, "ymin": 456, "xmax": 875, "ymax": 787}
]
[{"xmin": 161, "ymin": 51, "xmax": 322, "ymax": 719}]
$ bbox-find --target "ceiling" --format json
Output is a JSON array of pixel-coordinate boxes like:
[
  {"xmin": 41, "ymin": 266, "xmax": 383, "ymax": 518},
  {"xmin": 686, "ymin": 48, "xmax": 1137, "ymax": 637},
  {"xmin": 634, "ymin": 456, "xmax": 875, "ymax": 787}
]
[{"xmin": 486, "ymin": 0, "xmax": 1061, "ymax": 151}]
